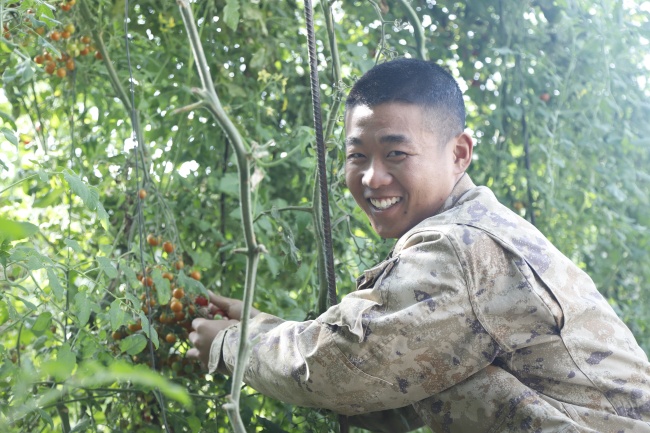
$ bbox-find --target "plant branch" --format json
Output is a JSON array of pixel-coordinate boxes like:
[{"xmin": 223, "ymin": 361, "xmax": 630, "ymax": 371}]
[
  {"xmin": 320, "ymin": 1, "xmax": 343, "ymax": 140},
  {"xmin": 177, "ymin": 1, "xmax": 260, "ymax": 431},
  {"xmin": 254, "ymin": 205, "xmax": 313, "ymax": 223},
  {"xmin": 78, "ymin": 0, "xmax": 149, "ymax": 175},
  {"xmin": 396, "ymin": 0, "xmax": 427, "ymax": 60}
]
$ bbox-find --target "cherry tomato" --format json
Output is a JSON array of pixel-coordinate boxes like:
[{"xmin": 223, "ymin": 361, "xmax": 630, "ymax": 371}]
[
  {"xmin": 170, "ymin": 300, "xmax": 183, "ymax": 313},
  {"xmin": 163, "ymin": 241, "xmax": 174, "ymax": 254},
  {"xmin": 146, "ymin": 234, "xmax": 159, "ymax": 246}
]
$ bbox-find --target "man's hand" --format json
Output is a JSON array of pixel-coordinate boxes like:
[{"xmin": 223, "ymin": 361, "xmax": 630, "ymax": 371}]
[
  {"xmin": 207, "ymin": 292, "xmax": 260, "ymax": 321},
  {"xmin": 186, "ymin": 292, "xmax": 260, "ymax": 369}
]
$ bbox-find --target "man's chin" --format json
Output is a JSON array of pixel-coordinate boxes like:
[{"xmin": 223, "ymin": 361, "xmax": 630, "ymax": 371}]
[{"xmin": 372, "ymin": 225, "xmax": 401, "ymax": 240}]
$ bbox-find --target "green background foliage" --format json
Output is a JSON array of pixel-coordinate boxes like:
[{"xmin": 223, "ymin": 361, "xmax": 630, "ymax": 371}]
[{"xmin": 1, "ymin": 0, "xmax": 649, "ymax": 431}]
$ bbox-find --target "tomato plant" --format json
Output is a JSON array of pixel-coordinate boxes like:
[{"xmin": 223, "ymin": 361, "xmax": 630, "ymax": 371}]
[{"xmin": 1, "ymin": 0, "xmax": 648, "ymax": 432}]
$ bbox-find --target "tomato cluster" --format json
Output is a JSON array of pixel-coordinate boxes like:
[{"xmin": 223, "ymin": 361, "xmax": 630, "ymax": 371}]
[
  {"xmin": 2, "ymin": 2, "xmax": 103, "ymax": 80},
  {"xmin": 111, "ymin": 235, "xmax": 226, "ymax": 377}
]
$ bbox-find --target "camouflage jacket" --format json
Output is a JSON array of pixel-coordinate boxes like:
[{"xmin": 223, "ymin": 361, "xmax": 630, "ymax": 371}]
[{"xmin": 209, "ymin": 174, "xmax": 650, "ymax": 433}]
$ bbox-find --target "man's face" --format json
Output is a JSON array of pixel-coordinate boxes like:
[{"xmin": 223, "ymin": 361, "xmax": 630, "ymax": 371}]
[{"xmin": 344, "ymin": 102, "xmax": 468, "ymax": 239}]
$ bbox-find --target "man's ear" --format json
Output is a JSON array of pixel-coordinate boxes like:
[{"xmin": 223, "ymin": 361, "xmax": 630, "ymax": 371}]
[{"xmin": 452, "ymin": 131, "xmax": 474, "ymax": 173}]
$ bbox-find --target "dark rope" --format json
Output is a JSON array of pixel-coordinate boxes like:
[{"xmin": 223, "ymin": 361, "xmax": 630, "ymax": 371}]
[
  {"xmin": 303, "ymin": 0, "xmax": 338, "ymax": 308},
  {"xmin": 303, "ymin": 3, "xmax": 345, "ymax": 431}
]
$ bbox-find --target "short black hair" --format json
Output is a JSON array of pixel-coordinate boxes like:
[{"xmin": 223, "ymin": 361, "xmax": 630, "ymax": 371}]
[{"xmin": 345, "ymin": 58, "xmax": 466, "ymax": 144}]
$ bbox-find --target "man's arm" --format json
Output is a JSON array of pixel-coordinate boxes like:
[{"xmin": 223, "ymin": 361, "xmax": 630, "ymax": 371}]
[{"xmin": 200, "ymin": 231, "xmax": 498, "ymax": 415}]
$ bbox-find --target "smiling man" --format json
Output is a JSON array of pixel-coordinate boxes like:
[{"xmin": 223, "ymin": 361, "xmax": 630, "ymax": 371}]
[
  {"xmin": 188, "ymin": 58, "xmax": 650, "ymax": 432},
  {"xmin": 344, "ymin": 102, "xmax": 471, "ymax": 239}
]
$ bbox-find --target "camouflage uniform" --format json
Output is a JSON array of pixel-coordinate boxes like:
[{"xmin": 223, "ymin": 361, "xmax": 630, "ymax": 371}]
[{"xmin": 209, "ymin": 174, "xmax": 650, "ymax": 432}]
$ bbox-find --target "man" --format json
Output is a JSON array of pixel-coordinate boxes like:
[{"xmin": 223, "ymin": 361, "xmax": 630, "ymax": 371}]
[{"xmin": 188, "ymin": 58, "xmax": 650, "ymax": 432}]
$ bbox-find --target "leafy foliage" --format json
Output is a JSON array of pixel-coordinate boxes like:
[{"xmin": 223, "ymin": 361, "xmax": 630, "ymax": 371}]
[{"xmin": 1, "ymin": 0, "xmax": 648, "ymax": 432}]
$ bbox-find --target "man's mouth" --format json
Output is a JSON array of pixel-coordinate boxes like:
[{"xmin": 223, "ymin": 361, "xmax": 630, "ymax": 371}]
[{"xmin": 368, "ymin": 197, "xmax": 402, "ymax": 210}]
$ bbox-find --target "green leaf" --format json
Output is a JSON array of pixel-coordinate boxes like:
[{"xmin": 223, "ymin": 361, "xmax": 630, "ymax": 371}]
[
  {"xmin": 33, "ymin": 335, "xmax": 48, "ymax": 350},
  {"xmin": 151, "ymin": 268, "xmax": 171, "ymax": 305},
  {"xmin": 0, "ymin": 218, "xmax": 39, "ymax": 242},
  {"xmin": 109, "ymin": 299, "xmax": 126, "ymax": 332},
  {"xmin": 250, "ymin": 48, "xmax": 267, "ymax": 70},
  {"xmin": 97, "ymin": 204, "xmax": 109, "ymax": 231},
  {"xmin": 62, "ymin": 169, "xmax": 110, "ymax": 229},
  {"xmin": 2, "ymin": 59, "xmax": 34, "ymax": 85},
  {"xmin": 121, "ymin": 264, "xmax": 139, "ymax": 287},
  {"xmin": 73, "ymin": 292, "xmax": 91, "ymax": 326},
  {"xmin": 177, "ymin": 271, "xmax": 207, "ymax": 296},
  {"xmin": 46, "ymin": 267, "xmax": 65, "ymax": 301},
  {"xmin": 119, "ymin": 334, "xmax": 147, "ymax": 355},
  {"xmin": 36, "ymin": 409, "xmax": 54, "ymax": 429},
  {"xmin": 187, "ymin": 250, "xmax": 211, "ymax": 269},
  {"xmin": 0, "ymin": 300, "xmax": 8, "ymax": 326},
  {"xmin": 138, "ymin": 311, "xmax": 159, "ymax": 349},
  {"xmin": 97, "ymin": 256, "xmax": 118, "ymax": 279},
  {"xmin": 125, "ymin": 292, "xmax": 141, "ymax": 309},
  {"xmin": 16, "ymin": 295, "xmax": 37, "ymax": 311},
  {"xmin": 218, "ymin": 172, "xmax": 240, "ymax": 197},
  {"xmin": 32, "ymin": 312, "xmax": 52, "ymax": 335},
  {"xmin": 0, "ymin": 110, "xmax": 17, "ymax": 129},
  {"xmin": 1, "ymin": 127, "xmax": 18, "ymax": 145},
  {"xmin": 64, "ymin": 238, "xmax": 83, "ymax": 253},
  {"xmin": 42, "ymin": 343, "xmax": 77, "ymax": 381},
  {"xmin": 256, "ymin": 417, "xmax": 291, "ymax": 433},
  {"xmin": 223, "ymin": 0, "xmax": 240, "ymax": 31},
  {"xmin": 33, "ymin": 188, "xmax": 64, "ymax": 208},
  {"xmin": 187, "ymin": 416, "xmax": 202, "ymax": 433},
  {"xmin": 70, "ymin": 417, "xmax": 92, "ymax": 433},
  {"xmin": 26, "ymin": 255, "xmax": 45, "ymax": 270},
  {"xmin": 65, "ymin": 360, "xmax": 191, "ymax": 407}
]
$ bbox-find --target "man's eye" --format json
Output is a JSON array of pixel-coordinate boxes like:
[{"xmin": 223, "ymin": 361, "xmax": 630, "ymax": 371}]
[
  {"xmin": 346, "ymin": 153, "xmax": 365, "ymax": 160},
  {"xmin": 387, "ymin": 150, "xmax": 406, "ymax": 157}
]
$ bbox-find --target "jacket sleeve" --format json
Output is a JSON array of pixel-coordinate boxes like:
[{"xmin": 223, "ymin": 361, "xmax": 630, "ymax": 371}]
[
  {"xmin": 346, "ymin": 406, "xmax": 425, "ymax": 433},
  {"xmin": 208, "ymin": 230, "xmax": 499, "ymax": 415}
]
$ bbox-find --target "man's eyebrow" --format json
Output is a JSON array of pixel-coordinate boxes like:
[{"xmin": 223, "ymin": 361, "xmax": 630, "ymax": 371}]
[
  {"xmin": 345, "ymin": 137, "xmax": 362, "ymax": 147},
  {"xmin": 345, "ymin": 134, "xmax": 410, "ymax": 147},
  {"xmin": 379, "ymin": 134, "xmax": 409, "ymax": 144}
]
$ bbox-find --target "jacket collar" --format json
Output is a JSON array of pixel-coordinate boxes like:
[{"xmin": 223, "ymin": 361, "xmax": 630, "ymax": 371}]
[
  {"xmin": 387, "ymin": 173, "xmax": 476, "ymax": 257},
  {"xmin": 437, "ymin": 173, "xmax": 476, "ymax": 215}
]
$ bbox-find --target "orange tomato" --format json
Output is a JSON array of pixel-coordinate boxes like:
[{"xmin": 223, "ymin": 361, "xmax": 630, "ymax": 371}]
[
  {"xmin": 163, "ymin": 241, "xmax": 174, "ymax": 254},
  {"xmin": 170, "ymin": 300, "xmax": 183, "ymax": 313},
  {"xmin": 146, "ymin": 234, "xmax": 159, "ymax": 247}
]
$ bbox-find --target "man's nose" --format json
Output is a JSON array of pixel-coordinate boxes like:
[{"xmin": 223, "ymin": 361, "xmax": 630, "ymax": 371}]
[{"xmin": 362, "ymin": 160, "xmax": 392, "ymax": 189}]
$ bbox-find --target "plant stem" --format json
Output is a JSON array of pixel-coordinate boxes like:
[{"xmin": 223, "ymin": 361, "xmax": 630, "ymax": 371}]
[
  {"xmin": 320, "ymin": 1, "xmax": 343, "ymax": 140},
  {"xmin": 177, "ymin": 1, "xmax": 260, "ymax": 431},
  {"xmin": 396, "ymin": 0, "xmax": 427, "ymax": 60}
]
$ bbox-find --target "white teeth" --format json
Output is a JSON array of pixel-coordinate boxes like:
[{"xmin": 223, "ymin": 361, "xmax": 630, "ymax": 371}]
[{"xmin": 369, "ymin": 197, "xmax": 401, "ymax": 210}]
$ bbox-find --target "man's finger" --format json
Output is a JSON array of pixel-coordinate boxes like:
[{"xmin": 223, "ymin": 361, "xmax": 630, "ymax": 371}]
[
  {"xmin": 208, "ymin": 292, "xmax": 234, "ymax": 312},
  {"xmin": 192, "ymin": 317, "xmax": 208, "ymax": 332}
]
